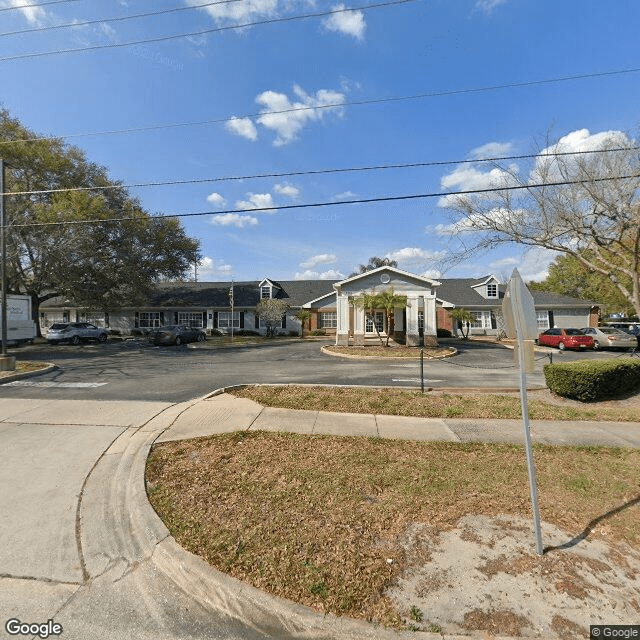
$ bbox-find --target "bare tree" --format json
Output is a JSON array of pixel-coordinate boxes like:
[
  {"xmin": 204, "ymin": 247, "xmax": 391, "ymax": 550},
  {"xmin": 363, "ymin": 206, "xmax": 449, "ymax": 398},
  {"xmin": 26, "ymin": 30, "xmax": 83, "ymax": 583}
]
[{"xmin": 441, "ymin": 133, "xmax": 640, "ymax": 316}]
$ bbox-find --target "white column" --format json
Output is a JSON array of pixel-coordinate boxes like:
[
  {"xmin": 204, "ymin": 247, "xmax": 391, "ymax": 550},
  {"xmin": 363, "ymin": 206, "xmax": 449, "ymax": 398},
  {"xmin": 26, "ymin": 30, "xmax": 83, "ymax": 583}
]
[
  {"xmin": 335, "ymin": 292, "xmax": 350, "ymax": 345},
  {"xmin": 406, "ymin": 295, "xmax": 420, "ymax": 346},
  {"xmin": 353, "ymin": 302, "xmax": 365, "ymax": 346}
]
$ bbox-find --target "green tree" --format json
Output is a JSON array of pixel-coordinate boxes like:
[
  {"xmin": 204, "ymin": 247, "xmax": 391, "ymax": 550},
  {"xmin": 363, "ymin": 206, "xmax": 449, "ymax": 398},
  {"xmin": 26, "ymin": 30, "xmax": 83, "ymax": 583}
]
[
  {"xmin": 528, "ymin": 252, "xmax": 633, "ymax": 317},
  {"xmin": 349, "ymin": 256, "xmax": 398, "ymax": 277},
  {"xmin": 0, "ymin": 109, "xmax": 200, "ymax": 332},
  {"xmin": 373, "ymin": 288, "xmax": 407, "ymax": 346},
  {"xmin": 450, "ymin": 308, "xmax": 476, "ymax": 339},
  {"xmin": 256, "ymin": 299, "xmax": 290, "ymax": 337},
  {"xmin": 295, "ymin": 309, "xmax": 312, "ymax": 336}
]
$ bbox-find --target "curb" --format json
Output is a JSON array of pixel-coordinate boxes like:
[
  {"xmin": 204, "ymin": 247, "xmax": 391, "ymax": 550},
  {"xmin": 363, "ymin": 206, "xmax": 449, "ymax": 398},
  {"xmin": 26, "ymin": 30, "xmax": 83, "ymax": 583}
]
[
  {"xmin": 0, "ymin": 362, "xmax": 56, "ymax": 384},
  {"xmin": 129, "ymin": 401, "xmax": 519, "ymax": 639},
  {"xmin": 321, "ymin": 346, "xmax": 458, "ymax": 360}
]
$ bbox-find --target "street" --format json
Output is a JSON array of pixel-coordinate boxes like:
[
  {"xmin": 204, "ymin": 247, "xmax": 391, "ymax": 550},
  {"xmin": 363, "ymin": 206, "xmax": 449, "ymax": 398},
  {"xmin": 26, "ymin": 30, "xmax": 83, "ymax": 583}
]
[{"xmin": 2, "ymin": 337, "xmax": 633, "ymax": 402}]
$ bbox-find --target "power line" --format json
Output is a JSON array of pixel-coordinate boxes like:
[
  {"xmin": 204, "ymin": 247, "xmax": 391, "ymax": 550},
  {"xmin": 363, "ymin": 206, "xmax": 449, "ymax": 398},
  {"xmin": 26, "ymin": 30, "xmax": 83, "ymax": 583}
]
[
  {"xmin": 0, "ymin": 0, "xmax": 244, "ymax": 38},
  {"xmin": 2, "ymin": 65, "xmax": 639, "ymax": 146},
  {"xmin": 0, "ymin": 0, "xmax": 414, "ymax": 62},
  {"xmin": 5, "ymin": 145, "xmax": 640, "ymax": 197},
  {"xmin": 8, "ymin": 172, "xmax": 640, "ymax": 228},
  {"xmin": 0, "ymin": 0, "xmax": 83, "ymax": 12}
]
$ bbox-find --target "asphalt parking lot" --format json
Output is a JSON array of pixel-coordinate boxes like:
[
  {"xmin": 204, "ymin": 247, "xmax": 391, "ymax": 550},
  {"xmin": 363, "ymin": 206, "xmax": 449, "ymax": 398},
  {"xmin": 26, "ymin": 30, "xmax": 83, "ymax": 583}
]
[{"xmin": 2, "ymin": 337, "xmax": 636, "ymax": 403}]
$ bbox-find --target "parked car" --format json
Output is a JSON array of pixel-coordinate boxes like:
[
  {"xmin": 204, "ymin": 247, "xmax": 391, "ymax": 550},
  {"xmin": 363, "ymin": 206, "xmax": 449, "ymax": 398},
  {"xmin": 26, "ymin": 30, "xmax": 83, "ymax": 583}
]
[
  {"xmin": 536, "ymin": 328, "xmax": 594, "ymax": 351},
  {"xmin": 579, "ymin": 326, "xmax": 637, "ymax": 350},
  {"xmin": 605, "ymin": 322, "xmax": 640, "ymax": 345},
  {"xmin": 148, "ymin": 324, "xmax": 207, "ymax": 346},
  {"xmin": 47, "ymin": 322, "xmax": 109, "ymax": 345}
]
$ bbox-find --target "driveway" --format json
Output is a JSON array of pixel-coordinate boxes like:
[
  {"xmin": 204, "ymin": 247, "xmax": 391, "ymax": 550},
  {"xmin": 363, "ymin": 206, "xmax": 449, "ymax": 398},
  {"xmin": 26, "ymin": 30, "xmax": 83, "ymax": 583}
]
[{"xmin": 1, "ymin": 338, "xmax": 556, "ymax": 402}]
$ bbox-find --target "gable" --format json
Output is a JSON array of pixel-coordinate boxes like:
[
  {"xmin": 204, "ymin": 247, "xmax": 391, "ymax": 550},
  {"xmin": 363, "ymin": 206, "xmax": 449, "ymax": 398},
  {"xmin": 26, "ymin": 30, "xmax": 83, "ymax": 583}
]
[{"xmin": 335, "ymin": 266, "xmax": 440, "ymax": 296}]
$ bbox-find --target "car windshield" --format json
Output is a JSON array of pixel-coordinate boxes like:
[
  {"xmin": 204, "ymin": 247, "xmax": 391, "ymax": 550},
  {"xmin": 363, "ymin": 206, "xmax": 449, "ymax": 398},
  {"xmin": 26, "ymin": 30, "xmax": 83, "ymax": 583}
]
[
  {"xmin": 565, "ymin": 329, "xmax": 584, "ymax": 335},
  {"xmin": 49, "ymin": 323, "xmax": 68, "ymax": 330}
]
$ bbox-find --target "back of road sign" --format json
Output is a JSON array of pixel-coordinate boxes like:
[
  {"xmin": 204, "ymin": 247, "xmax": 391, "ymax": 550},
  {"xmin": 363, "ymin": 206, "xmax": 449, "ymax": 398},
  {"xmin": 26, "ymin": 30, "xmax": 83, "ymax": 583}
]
[{"xmin": 502, "ymin": 269, "xmax": 538, "ymax": 341}]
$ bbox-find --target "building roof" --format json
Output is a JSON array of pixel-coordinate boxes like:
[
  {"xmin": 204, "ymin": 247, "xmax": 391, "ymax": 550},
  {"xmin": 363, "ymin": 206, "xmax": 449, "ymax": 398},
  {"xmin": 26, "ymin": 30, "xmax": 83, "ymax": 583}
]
[{"xmin": 436, "ymin": 277, "xmax": 598, "ymax": 309}]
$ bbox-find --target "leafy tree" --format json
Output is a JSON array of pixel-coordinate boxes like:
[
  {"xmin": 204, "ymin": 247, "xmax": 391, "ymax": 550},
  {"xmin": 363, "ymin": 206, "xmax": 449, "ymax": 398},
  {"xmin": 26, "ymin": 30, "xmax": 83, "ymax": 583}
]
[
  {"xmin": 0, "ymin": 109, "xmax": 200, "ymax": 333},
  {"xmin": 528, "ymin": 252, "xmax": 633, "ymax": 317},
  {"xmin": 295, "ymin": 309, "xmax": 311, "ymax": 336},
  {"xmin": 349, "ymin": 256, "xmax": 398, "ymax": 277},
  {"xmin": 256, "ymin": 299, "xmax": 290, "ymax": 337},
  {"xmin": 441, "ymin": 132, "xmax": 640, "ymax": 317},
  {"xmin": 450, "ymin": 308, "xmax": 476, "ymax": 339},
  {"xmin": 351, "ymin": 288, "xmax": 407, "ymax": 346},
  {"xmin": 373, "ymin": 288, "xmax": 407, "ymax": 346}
]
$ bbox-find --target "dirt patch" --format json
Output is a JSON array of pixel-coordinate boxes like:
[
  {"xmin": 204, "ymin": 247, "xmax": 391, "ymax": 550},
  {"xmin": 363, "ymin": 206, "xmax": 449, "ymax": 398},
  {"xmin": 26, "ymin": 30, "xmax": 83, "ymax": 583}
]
[{"xmin": 386, "ymin": 514, "xmax": 640, "ymax": 638}]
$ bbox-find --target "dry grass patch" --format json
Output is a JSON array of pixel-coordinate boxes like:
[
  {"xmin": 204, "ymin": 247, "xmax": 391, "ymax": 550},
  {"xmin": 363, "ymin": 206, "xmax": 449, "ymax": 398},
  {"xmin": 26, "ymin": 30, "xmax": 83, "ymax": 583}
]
[
  {"xmin": 146, "ymin": 433, "xmax": 640, "ymax": 627},
  {"xmin": 230, "ymin": 385, "xmax": 640, "ymax": 422},
  {"xmin": 325, "ymin": 345, "xmax": 453, "ymax": 358},
  {"xmin": 0, "ymin": 361, "xmax": 49, "ymax": 378}
]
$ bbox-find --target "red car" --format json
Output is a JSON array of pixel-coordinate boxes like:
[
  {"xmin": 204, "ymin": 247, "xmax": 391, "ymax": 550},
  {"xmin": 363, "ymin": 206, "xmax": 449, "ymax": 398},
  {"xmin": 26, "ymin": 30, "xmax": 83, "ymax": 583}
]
[{"xmin": 537, "ymin": 328, "xmax": 594, "ymax": 351}]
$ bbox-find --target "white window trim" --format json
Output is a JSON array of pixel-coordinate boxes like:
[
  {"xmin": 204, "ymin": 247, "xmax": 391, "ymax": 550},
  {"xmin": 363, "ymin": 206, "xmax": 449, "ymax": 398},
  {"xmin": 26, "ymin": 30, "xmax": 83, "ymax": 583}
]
[{"xmin": 218, "ymin": 311, "xmax": 240, "ymax": 329}]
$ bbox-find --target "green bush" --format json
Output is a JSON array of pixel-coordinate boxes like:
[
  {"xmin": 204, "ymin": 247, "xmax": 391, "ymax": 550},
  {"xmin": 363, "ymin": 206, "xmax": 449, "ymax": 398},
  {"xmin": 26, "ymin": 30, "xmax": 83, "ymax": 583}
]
[
  {"xmin": 436, "ymin": 328, "xmax": 452, "ymax": 338},
  {"xmin": 544, "ymin": 358, "xmax": 640, "ymax": 401}
]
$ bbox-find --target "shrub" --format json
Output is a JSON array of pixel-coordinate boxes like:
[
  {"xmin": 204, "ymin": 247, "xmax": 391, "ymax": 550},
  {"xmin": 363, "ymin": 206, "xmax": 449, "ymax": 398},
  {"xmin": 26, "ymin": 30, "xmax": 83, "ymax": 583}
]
[
  {"xmin": 544, "ymin": 358, "xmax": 640, "ymax": 401},
  {"xmin": 311, "ymin": 329, "xmax": 327, "ymax": 336},
  {"xmin": 234, "ymin": 329, "xmax": 260, "ymax": 336},
  {"xmin": 436, "ymin": 328, "xmax": 452, "ymax": 338},
  {"xmin": 209, "ymin": 329, "xmax": 223, "ymax": 336}
]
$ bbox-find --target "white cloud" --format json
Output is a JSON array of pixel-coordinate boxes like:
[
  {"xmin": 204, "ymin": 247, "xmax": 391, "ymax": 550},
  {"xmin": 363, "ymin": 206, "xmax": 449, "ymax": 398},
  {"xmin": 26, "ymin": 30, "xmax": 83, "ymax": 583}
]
[
  {"xmin": 386, "ymin": 247, "xmax": 447, "ymax": 266},
  {"xmin": 1, "ymin": 0, "xmax": 48, "ymax": 25},
  {"xmin": 295, "ymin": 269, "xmax": 345, "ymax": 280},
  {"xmin": 494, "ymin": 248, "xmax": 559, "ymax": 283},
  {"xmin": 438, "ymin": 164, "xmax": 519, "ymax": 207},
  {"xmin": 470, "ymin": 141, "xmax": 513, "ymax": 160},
  {"xmin": 197, "ymin": 256, "xmax": 233, "ymax": 278},
  {"xmin": 226, "ymin": 116, "xmax": 258, "ymax": 142},
  {"xmin": 475, "ymin": 0, "xmax": 508, "ymax": 14},
  {"xmin": 235, "ymin": 193, "xmax": 276, "ymax": 211},
  {"xmin": 421, "ymin": 269, "xmax": 443, "ymax": 280},
  {"xmin": 209, "ymin": 213, "xmax": 258, "ymax": 228},
  {"xmin": 256, "ymin": 84, "xmax": 346, "ymax": 146},
  {"xmin": 531, "ymin": 128, "xmax": 632, "ymax": 182},
  {"xmin": 300, "ymin": 253, "xmax": 337, "ymax": 269},
  {"xmin": 333, "ymin": 190, "xmax": 357, "ymax": 201},
  {"xmin": 206, "ymin": 192, "xmax": 226, "ymax": 206},
  {"xmin": 322, "ymin": 4, "xmax": 366, "ymax": 40},
  {"xmin": 274, "ymin": 183, "xmax": 300, "ymax": 199},
  {"xmin": 185, "ymin": 0, "xmax": 279, "ymax": 24}
]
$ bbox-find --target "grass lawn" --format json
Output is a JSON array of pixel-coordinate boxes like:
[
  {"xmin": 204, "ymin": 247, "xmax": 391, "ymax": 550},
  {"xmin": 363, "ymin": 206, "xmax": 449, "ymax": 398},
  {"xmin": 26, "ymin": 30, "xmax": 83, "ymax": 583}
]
[
  {"xmin": 146, "ymin": 433, "xmax": 640, "ymax": 627},
  {"xmin": 230, "ymin": 385, "xmax": 640, "ymax": 422},
  {"xmin": 324, "ymin": 345, "xmax": 454, "ymax": 358},
  {"xmin": 0, "ymin": 361, "xmax": 49, "ymax": 378}
]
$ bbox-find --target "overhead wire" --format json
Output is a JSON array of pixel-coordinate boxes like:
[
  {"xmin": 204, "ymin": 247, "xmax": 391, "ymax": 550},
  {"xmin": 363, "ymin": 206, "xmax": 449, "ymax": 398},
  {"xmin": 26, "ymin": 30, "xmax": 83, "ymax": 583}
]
[
  {"xmin": 2, "ymin": 66, "xmax": 639, "ymax": 145},
  {"xmin": 0, "ymin": 0, "xmax": 415, "ymax": 62},
  {"xmin": 7, "ymin": 171, "xmax": 640, "ymax": 228},
  {"xmin": 5, "ymin": 145, "xmax": 640, "ymax": 197},
  {"xmin": 0, "ymin": 0, "xmax": 83, "ymax": 12},
  {"xmin": 0, "ymin": 0, "xmax": 244, "ymax": 38}
]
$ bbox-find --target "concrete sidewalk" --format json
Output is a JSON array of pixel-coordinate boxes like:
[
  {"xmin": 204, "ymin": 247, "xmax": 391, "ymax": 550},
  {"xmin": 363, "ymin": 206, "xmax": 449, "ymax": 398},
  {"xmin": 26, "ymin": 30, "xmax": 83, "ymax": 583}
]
[{"xmin": 155, "ymin": 391, "xmax": 640, "ymax": 448}]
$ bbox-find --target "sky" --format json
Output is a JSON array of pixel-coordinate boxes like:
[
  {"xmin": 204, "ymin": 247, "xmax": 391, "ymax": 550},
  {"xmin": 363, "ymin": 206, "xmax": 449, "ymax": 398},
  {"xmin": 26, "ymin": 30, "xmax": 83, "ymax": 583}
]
[{"xmin": 1, "ymin": 0, "xmax": 639, "ymax": 283}]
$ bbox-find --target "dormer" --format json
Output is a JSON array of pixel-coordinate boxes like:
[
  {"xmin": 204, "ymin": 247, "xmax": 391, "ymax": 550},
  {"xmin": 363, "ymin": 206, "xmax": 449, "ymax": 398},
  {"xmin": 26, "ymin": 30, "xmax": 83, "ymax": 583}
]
[
  {"xmin": 259, "ymin": 278, "xmax": 278, "ymax": 300},
  {"xmin": 471, "ymin": 275, "xmax": 501, "ymax": 300}
]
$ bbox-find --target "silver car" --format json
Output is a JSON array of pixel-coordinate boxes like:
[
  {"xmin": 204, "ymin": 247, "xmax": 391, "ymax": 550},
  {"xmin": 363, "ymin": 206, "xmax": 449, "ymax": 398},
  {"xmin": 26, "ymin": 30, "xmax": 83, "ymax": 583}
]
[
  {"xmin": 47, "ymin": 322, "xmax": 109, "ymax": 345},
  {"xmin": 580, "ymin": 326, "xmax": 637, "ymax": 350}
]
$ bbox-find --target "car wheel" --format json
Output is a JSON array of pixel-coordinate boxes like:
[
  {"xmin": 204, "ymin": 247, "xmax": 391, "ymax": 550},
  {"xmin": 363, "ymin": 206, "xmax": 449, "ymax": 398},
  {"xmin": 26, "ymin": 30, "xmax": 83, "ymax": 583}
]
[
  {"xmin": 593, "ymin": 340, "xmax": 600, "ymax": 350},
  {"xmin": 70, "ymin": 335, "xmax": 80, "ymax": 345},
  {"xmin": 558, "ymin": 342, "xmax": 566, "ymax": 351},
  {"xmin": 175, "ymin": 336, "xmax": 182, "ymax": 346},
  {"xmin": 98, "ymin": 333, "xmax": 107, "ymax": 343},
  {"xmin": 197, "ymin": 333, "xmax": 206, "ymax": 342}
]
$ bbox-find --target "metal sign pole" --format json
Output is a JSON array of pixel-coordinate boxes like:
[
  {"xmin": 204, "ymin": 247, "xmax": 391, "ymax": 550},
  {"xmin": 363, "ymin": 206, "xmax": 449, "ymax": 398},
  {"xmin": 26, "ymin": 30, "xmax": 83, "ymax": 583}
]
[
  {"xmin": 504, "ymin": 269, "xmax": 544, "ymax": 555},
  {"xmin": 0, "ymin": 159, "xmax": 7, "ymax": 359}
]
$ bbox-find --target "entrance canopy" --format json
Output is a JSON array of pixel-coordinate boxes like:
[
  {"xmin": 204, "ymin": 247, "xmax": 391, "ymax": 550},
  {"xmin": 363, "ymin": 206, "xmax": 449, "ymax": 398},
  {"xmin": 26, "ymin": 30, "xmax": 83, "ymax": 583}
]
[{"xmin": 332, "ymin": 266, "xmax": 441, "ymax": 346}]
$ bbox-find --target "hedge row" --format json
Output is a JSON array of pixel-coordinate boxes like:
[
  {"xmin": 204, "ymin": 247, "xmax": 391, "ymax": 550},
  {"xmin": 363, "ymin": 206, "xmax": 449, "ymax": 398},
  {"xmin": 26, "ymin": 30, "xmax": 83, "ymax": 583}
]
[{"xmin": 543, "ymin": 358, "xmax": 640, "ymax": 401}]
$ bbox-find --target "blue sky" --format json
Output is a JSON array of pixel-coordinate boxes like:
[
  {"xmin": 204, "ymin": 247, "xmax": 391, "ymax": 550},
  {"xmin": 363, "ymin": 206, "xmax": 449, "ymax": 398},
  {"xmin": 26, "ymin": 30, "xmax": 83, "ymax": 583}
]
[{"xmin": 1, "ymin": 0, "xmax": 639, "ymax": 282}]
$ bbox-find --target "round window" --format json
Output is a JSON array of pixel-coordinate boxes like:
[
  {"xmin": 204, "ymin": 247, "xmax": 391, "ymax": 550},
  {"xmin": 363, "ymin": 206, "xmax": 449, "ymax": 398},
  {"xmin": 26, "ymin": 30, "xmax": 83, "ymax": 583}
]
[{"xmin": 380, "ymin": 273, "xmax": 390, "ymax": 284}]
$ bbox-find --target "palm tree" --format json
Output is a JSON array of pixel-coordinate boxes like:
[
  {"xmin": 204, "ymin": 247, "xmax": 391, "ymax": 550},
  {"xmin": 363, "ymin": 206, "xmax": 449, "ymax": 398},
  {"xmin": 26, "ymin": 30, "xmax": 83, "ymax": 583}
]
[
  {"xmin": 450, "ymin": 308, "xmax": 476, "ymax": 339},
  {"xmin": 295, "ymin": 309, "xmax": 311, "ymax": 336},
  {"xmin": 375, "ymin": 288, "xmax": 408, "ymax": 346}
]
